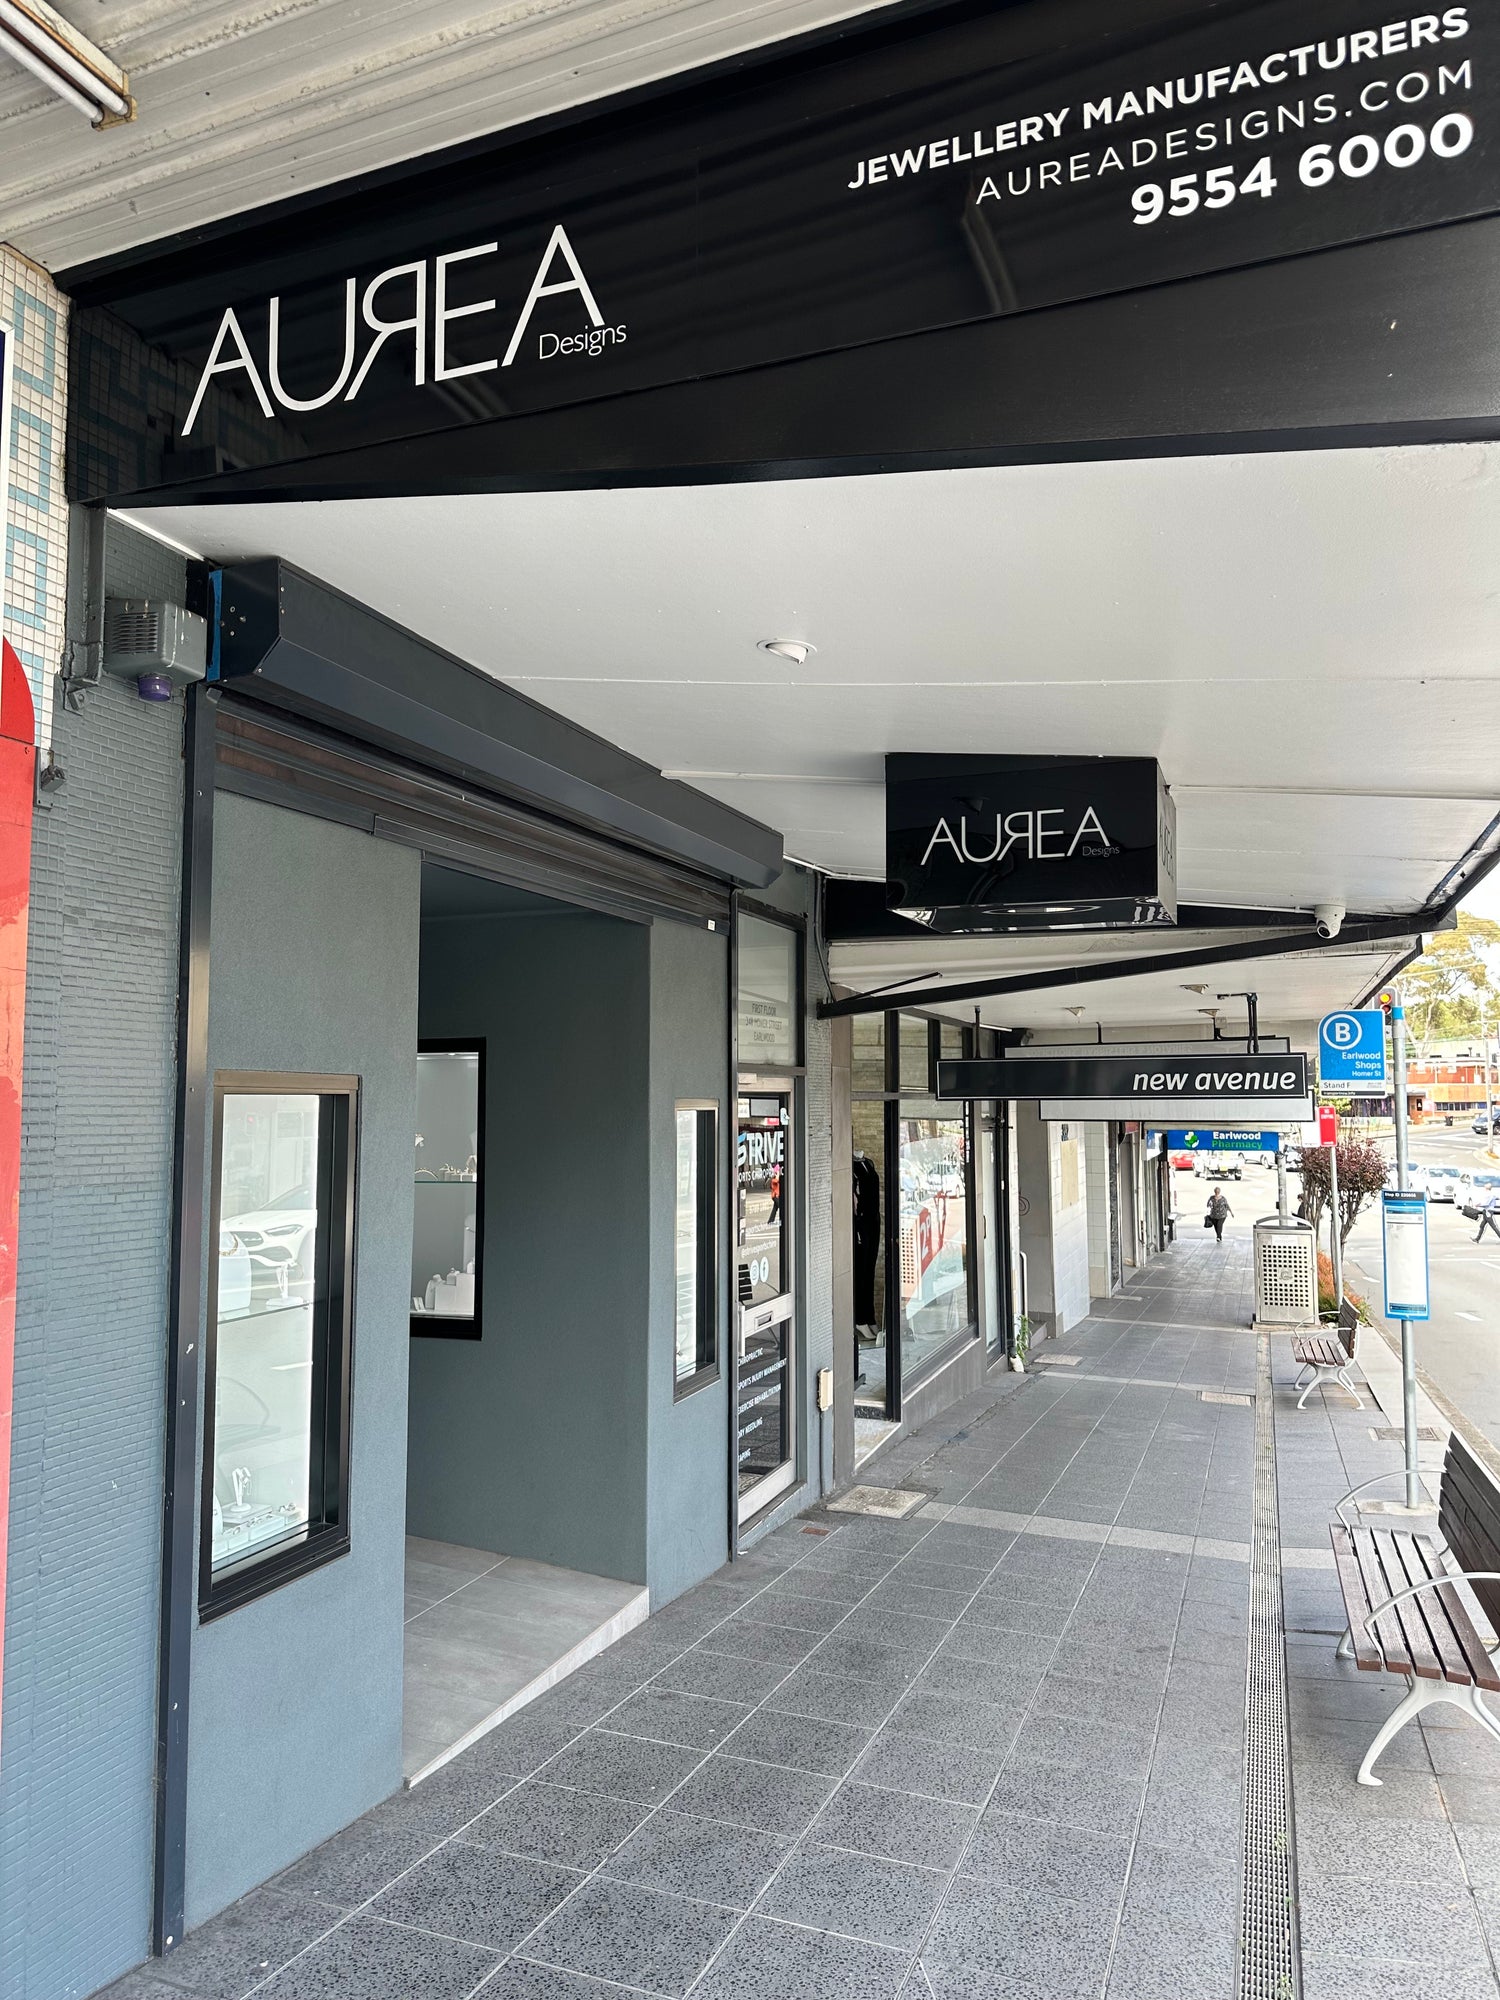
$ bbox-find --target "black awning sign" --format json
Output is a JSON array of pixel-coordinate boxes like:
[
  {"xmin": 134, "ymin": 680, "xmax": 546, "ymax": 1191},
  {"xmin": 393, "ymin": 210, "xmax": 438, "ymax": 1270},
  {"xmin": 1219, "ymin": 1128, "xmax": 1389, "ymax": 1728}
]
[
  {"xmin": 886, "ymin": 753, "xmax": 1176, "ymax": 932},
  {"xmin": 937, "ymin": 1052, "xmax": 1310, "ymax": 1101}
]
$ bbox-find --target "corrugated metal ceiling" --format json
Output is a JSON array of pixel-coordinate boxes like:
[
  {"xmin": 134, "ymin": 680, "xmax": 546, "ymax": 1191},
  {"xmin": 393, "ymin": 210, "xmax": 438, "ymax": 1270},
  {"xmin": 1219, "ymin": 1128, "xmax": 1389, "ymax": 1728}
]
[{"xmin": 0, "ymin": 0, "xmax": 893, "ymax": 272}]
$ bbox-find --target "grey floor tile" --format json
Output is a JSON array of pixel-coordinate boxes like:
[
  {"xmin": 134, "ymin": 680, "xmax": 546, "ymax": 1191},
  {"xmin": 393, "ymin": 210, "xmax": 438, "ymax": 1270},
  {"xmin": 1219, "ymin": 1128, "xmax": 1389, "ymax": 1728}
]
[
  {"xmin": 812, "ymin": 1778, "xmax": 978, "ymax": 1869},
  {"xmin": 721, "ymin": 1706, "xmax": 871, "ymax": 1778},
  {"xmin": 370, "ymin": 1843, "xmax": 582, "ymax": 1953},
  {"xmin": 464, "ymin": 1780, "xmax": 649, "ymax": 1869},
  {"xmin": 271, "ymin": 1814, "xmax": 438, "ymax": 1909},
  {"xmin": 1107, "ymin": 1909, "xmax": 1234, "ymax": 2000},
  {"xmin": 759, "ymin": 1842, "xmax": 946, "ymax": 1949},
  {"xmin": 1294, "ymin": 1812, "xmax": 1467, "ymax": 1888},
  {"xmin": 667, "ymin": 1752, "xmax": 834, "ymax": 1835},
  {"xmin": 601, "ymin": 1808, "xmax": 790, "ymax": 1908},
  {"xmin": 925, "ymin": 1878, "xmax": 1114, "ymax": 1998},
  {"xmin": 811, "ymin": 1634, "xmax": 933, "ymax": 1691},
  {"xmin": 913, "ymin": 1654, "xmax": 1040, "ymax": 1708},
  {"xmin": 133, "ymin": 1889, "xmax": 336, "ymax": 1998},
  {"xmin": 988, "ymin": 1758, "xmax": 1145, "ymax": 1837},
  {"xmin": 604, "ymin": 1688, "xmax": 752, "ymax": 1751},
  {"xmin": 886, "ymin": 1688, "xmax": 1017, "ymax": 1753},
  {"xmin": 692, "ymin": 1915, "xmax": 909, "ymax": 2000},
  {"xmin": 965, "ymin": 1812, "xmax": 1131, "ymax": 1907},
  {"xmin": 769, "ymin": 1668, "xmax": 900, "ymax": 1731},
  {"xmin": 698, "ymin": 1620, "xmax": 822, "ymax": 1667},
  {"xmin": 938, "ymin": 1624, "xmax": 1059, "ymax": 1672},
  {"xmin": 1120, "ymin": 1840, "xmax": 1238, "ymax": 1930},
  {"xmin": 740, "ymin": 1589, "xmax": 854, "ymax": 1635},
  {"xmin": 1299, "ymin": 1873, "xmax": 1493, "ymax": 1966},
  {"xmin": 835, "ymin": 1607, "xmax": 954, "ymax": 1654},
  {"xmin": 851, "ymin": 1729, "xmax": 1004, "ymax": 1806},
  {"xmin": 463, "ymin": 1709, "xmax": 590, "ymax": 1781},
  {"xmin": 256, "ymin": 1914, "xmax": 498, "ymax": 2000},
  {"xmin": 1300, "ymin": 1958, "xmax": 1500, "ymax": 2000},
  {"xmin": 521, "ymin": 1876, "xmax": 737, "ymax": 1996},
  {"xmin": 653, "ymin": 1649, "xmax": 793, "ymax": 1705},
  {"xmin": 539, "ymin": 1730, "xmax": 703, "ymax": 1806},
  {"xmin": 476, "ymin": 1960, "xmax": 652, "ymax": 1999}
]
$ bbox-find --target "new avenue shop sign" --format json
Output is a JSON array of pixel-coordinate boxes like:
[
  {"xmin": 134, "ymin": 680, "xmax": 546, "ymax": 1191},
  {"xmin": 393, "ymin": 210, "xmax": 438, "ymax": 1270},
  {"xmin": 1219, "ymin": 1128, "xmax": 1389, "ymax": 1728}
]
[
  {"xmin": 937, "ymin": 1051, "xmax": 1311, "ymax": 1100},
  {"xmin": 64, "ymin": 0, "xmax": 1500, "ymax": 495},
  {"xmin": 886, "ymin": 754, "xmax": 1177, "ymax": 931}
]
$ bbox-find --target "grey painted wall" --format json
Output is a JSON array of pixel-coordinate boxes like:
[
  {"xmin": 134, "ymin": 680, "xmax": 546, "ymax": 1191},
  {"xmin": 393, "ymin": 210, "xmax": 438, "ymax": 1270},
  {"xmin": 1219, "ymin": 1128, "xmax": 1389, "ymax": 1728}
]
[
  {"xmin": 186, "ymin": 795, "xmax": 420, "ymax": 1926},
  {"xmin": 408, "ymin": 910, "xmax": 651, "ymax": 1586},
  {"xmin": 645, "ymin": 918, "xmax": 730, "ymax": 1606},
  {"xmin": 0, "ymin": 523, "xmax": 185, "ymax": 2000}
]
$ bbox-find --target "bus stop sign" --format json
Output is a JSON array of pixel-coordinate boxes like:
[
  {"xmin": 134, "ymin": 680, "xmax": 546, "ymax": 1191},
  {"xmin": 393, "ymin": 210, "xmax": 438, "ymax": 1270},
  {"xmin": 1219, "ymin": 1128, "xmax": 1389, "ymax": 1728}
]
[{"xmin": 1318, "ymin": 1010, "xmax": 1388, "ymax": 1095}]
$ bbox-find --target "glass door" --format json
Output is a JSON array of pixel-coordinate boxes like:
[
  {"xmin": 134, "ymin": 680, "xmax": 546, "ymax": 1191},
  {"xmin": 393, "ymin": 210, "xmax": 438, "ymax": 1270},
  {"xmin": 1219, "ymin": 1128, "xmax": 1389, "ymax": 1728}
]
[{"xmin": 736, "ymin": 1088, "xmax": 796, "ymax": 1523}]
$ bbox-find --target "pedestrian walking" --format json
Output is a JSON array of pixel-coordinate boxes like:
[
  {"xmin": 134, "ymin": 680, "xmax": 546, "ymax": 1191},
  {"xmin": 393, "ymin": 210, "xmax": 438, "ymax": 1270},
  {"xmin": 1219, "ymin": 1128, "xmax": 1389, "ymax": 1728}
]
[
  {"xmin": 1475, "ymin": 1200, "xmax": 1500, "ymax": 1243},
  {"xmin": 1207, "ymin": 1190, "xmax": 1232, "ymax": 1242}
]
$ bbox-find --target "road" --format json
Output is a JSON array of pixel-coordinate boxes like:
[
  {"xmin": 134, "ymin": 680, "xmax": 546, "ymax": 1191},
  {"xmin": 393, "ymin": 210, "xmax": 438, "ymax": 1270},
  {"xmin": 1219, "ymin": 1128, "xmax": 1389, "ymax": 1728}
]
[
  {"xmin": 1341, "ymin": 1127, "xmax": 1500, "ymax": 1451},
  {"xmin": 1170, "ymin": 1134, "xmax": 1500, "ymax": 1451}
]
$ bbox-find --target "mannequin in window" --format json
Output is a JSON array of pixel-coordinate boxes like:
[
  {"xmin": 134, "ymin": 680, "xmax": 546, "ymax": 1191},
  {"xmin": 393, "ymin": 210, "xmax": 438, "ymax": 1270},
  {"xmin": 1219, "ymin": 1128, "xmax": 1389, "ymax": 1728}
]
[{"xmin": 852, "ymin": 1150, "xmax": 881, "ymax": 1344}]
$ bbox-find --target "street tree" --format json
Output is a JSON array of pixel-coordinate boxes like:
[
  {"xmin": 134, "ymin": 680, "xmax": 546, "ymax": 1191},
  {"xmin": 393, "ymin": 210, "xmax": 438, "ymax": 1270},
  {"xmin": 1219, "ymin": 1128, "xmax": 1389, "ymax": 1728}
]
[
  {"xmin": 1403, "ymin": 911, "xmax": 1500, "ymax": 1052},
  {"xmin": 1294, "ymin": 1138, "xmax": 1389, "ymax": 1245}
]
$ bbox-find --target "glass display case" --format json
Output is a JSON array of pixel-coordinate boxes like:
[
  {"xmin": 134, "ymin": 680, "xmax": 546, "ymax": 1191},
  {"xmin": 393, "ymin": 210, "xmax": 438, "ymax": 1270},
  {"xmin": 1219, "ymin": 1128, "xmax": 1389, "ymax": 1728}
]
[{"xmin": 411, "ymin": 1043, "xmax": 484, "ymax": 1339}]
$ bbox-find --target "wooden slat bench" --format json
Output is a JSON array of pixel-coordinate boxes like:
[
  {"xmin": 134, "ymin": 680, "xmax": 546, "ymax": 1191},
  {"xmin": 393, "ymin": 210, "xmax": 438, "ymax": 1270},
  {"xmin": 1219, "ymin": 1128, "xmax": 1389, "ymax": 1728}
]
[
  {"xmin": 1292, "ymin": 1298, "xmax": 1363, "ymax": 1409},
  {"xmin": 1329, "ymin": 1429, "xmax": 1500, "ymax": 1784}
]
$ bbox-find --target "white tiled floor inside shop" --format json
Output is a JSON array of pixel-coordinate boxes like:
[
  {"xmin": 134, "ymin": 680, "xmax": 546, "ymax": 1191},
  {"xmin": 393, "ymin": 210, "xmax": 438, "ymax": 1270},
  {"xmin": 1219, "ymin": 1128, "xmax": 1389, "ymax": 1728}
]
[{"xmin": 404, "ymin": 1538, "xmax": 649, "ymax": 1781}]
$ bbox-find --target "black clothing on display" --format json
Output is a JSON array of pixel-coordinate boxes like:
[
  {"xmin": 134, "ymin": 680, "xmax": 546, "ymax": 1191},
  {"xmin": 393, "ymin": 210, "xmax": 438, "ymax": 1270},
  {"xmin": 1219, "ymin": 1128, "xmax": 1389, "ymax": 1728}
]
[{"xmin": 852, "ymin": 1151, "xmax": 881, "ymax": 1327}]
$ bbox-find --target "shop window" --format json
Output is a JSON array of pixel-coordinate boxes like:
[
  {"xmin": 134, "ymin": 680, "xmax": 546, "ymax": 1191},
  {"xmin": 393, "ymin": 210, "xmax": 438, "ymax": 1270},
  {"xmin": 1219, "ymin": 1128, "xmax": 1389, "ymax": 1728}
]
[
  {"xmin": 898, "ymin": 1014, "xmax": 934, "ymax": 1093},
  {"xmin": 737, "ymin": 914, "xmax": 801, "ymax": 1069},
  {"xmin": 201, "ymin": 1074, "xmax": 357, "ymax": 1619},
  {"xmin": 897, "ymin": 1102, "xmax": 976, "ymax": 1387},
  {"xmin": 939, "ymin": 1023, "xmax": 966, "ymax": 1061},
  {"xmin": 852, "ymin": 1013, "xmax": 886, "ymax": 1094},
  {"xmin": 675, "ymin": 1102, "xmax": 719, "ymax": 1396},
  {"xmin": 411, "ymin": 1043, "xmax": 484, "ymax": 1339}
]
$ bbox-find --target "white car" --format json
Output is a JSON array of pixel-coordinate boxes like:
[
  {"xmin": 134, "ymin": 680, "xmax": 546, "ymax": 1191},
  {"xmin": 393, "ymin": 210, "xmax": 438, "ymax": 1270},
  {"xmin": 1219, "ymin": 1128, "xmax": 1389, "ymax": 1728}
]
[
  {"xmin": 217, "ymin": 1227, "xmax": 253, "ymax": 1317},
  {"xmin": 221, "ymin": 1184, "xmax": 317, "ymax": 1299},
  {"xmin": 1424, "ymin": 1164, "xmax": 1462, "ymax": 1203}
]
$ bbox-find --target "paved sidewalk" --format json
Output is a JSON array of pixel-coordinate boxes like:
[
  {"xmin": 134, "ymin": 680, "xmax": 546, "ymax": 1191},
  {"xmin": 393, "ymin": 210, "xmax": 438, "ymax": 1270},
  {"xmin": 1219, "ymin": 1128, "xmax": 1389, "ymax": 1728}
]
[{"xmin": 104, "ymin": 1233, "xmax": 1500, "ymax": 2000}]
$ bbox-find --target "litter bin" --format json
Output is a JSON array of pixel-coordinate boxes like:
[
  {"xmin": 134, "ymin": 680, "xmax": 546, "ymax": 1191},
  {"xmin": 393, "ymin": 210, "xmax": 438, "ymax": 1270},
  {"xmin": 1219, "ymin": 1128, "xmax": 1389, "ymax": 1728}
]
[{"xmin": 1252, "ymin": 1215, "xmax": 1317, "ymax": 1330}]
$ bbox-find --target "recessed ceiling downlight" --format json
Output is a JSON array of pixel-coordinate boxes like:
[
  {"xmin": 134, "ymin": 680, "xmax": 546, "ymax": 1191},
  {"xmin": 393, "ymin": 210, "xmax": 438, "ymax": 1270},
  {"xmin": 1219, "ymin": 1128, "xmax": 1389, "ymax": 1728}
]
[{"xmin": 758, "ymin": 639, "xmax": 816, "ymax": 666}]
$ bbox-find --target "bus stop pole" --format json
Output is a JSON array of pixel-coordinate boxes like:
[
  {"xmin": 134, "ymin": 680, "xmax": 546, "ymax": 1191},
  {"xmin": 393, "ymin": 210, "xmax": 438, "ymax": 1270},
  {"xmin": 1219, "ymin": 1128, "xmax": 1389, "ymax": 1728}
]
[{"xmin": 1391, "ymin": 1000, "xmax": 1421, "ymax": 1508}]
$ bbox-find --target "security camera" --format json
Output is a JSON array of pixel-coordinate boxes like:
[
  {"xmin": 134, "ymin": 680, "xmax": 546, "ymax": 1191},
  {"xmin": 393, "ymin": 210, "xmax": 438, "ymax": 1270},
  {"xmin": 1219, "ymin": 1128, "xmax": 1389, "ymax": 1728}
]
[{"xmin": 1314, "ymin": 902, "xmax": 1345, "ymax": 940}]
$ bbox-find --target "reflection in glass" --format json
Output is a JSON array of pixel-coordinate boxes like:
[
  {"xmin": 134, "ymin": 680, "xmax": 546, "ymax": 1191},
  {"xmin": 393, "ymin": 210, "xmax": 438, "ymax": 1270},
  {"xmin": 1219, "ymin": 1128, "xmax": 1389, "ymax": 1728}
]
[
  {"xmin": 898, "ymin": 1014, "xmax": 932, "ymax": 1094},
  {"xmin": 736, "ymin": 916, "xmax": 799, "ymax": 1069},
  {"xmin": 897, "ymin": 1103, "xmax": 974, "ymax": 1385},
  {"xmin": 675, "ymin": 1104, "xmax": 718, "ymax": 1385},
  {"xmin": 851, "ymin": 1014, "xmax": 886, "ymax": 1094},
  {"xmin": 412, "ymin": 1048, "xmax": 480, "ymax": 1329},
  {"xmin": 211, "ymin": 1093, "xmax": 321, "ymax": 1573}
]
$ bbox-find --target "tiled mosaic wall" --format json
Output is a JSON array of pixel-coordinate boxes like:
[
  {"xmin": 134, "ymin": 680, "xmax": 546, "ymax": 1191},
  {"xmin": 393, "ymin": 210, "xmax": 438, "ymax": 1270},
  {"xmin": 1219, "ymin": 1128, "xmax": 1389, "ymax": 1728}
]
[{"xmin": 2, "ymin": 247, "xmax": 67, "ymax": 746}]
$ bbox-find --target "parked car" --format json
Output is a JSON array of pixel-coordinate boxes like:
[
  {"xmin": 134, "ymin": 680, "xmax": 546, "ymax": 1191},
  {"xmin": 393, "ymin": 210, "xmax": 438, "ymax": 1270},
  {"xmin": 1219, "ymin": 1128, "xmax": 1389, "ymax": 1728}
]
[
  {"xmin": 1170, "ymin": 1152, "xmax": 1196, "ymax": 1171},
  {"xmin": 1199, "ymin": 1158, "xmax": 1243, "ymax": 1180},
  {"xmin": 1425, "ymin": 1164, "xmax": 1462, "ymax": 1203},
  {"xmin": 1474, "ymin": 1111, "xmax": 1500, "ymax": 1135}
]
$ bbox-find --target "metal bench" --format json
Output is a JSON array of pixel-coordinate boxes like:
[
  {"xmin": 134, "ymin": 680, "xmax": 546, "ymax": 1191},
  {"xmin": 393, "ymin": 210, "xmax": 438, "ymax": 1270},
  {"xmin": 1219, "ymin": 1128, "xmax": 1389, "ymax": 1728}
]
[
  {"xmin": 1291, "ymin": 1298, "xmax": 1363, "ymax": 1409},
  {"xmin": 1329, "ymin": 1430, "xmax": 1500, "ymax": 1785}
]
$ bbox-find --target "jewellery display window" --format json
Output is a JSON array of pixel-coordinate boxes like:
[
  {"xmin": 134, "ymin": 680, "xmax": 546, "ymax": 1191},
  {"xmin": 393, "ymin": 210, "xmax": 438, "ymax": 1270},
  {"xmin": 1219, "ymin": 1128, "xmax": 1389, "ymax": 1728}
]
[
  {"xmin": 201, "ymin": 1073, "xmax": 357, "ymax": 1619},
  {"xmin": 411, "ymin": 1042, "xmax": 484, "ymax": 1339},
  {"xmin": 674, "ymin": 1101, "xmax": 720, "ymax": 1396}
]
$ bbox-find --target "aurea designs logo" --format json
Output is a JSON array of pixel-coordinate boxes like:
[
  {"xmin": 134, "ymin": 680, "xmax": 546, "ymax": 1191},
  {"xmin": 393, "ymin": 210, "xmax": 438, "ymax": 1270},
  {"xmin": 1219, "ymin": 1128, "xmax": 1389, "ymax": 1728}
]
[
  {"xmin": 183, "ymin": 225, "xmax": 621, "ymax": 435},
  {"xmin": 919, "ymin": 805, "xmax": 1119, "ymax": 868}
]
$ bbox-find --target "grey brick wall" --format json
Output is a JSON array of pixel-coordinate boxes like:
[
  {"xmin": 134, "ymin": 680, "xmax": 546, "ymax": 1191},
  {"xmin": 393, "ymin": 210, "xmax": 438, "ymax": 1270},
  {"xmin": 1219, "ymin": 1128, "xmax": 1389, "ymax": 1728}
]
[{"xmin": 0, "ymin": 520, "xmax": 186, "ymax": 1999}]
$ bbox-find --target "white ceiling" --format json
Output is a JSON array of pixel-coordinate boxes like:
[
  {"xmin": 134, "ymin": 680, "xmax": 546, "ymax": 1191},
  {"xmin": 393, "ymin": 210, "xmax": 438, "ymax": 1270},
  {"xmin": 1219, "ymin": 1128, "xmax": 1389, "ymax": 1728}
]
[
  {"xmin": 0, "ymin": 0, "xmax": 894, "ymax": 271},
  {"xmin": 137, "ymin": 437, "xmax": 1500, "ymax": 912}
]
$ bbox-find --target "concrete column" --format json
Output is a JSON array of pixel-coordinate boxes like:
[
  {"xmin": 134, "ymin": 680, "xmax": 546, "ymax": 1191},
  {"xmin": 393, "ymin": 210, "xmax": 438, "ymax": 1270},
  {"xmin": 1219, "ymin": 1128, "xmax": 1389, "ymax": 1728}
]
[
  {"xmin": 1083, "ymin": 1121, "xmax": 1114, "ymax": 1302},
  {"xmin": 1014, "ymin": 1105, "xmax": 1093, "ymax": 1338}
]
